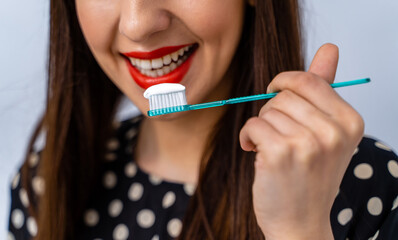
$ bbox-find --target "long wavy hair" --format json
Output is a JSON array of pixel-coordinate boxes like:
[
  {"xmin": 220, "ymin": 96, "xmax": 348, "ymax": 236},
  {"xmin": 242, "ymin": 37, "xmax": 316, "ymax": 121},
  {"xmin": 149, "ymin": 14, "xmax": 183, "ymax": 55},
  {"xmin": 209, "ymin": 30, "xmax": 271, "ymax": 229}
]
[{"xmin": 21, "ymin": 0, "xmax": 304, "ymax": 239}]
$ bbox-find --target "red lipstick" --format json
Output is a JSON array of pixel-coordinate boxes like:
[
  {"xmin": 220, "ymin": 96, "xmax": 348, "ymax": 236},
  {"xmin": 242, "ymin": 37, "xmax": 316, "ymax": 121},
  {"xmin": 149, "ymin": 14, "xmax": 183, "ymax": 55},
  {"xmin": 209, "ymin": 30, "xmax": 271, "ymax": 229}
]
[{"xmin": 122, "ymin": 44, "xmax": 197, "ymax": 89}]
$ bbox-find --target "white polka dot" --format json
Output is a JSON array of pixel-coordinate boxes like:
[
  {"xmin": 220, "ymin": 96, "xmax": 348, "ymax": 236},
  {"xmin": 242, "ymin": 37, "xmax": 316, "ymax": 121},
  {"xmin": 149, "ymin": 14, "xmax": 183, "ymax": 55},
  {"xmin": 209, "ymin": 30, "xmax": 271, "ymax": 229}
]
[
  {"xmin": 391, "ymin": 195, "xmax": 398, "ymax": 210},
  {"xmin": 128, "ymin": 183, "xmax": 144, "ymax": 201},
  {"xmin": 375, "ymin": 141, "xmax": 392, "ymax": 151},
  {"xmin": 149, "ymin": 174, "xmax": 162, "ymax": 185},
  {"xmin": 353, "ymin": 163, "xmax": 373, "ymax": 179},
  {"xmin": 387, "ymin": 160, "xmax": 398, "ymax": 178},
  {"xmin": 32, "ymin": 176, "xmax": 45, "ymax": 195},
  {"xmin": 12, "ymin": 173, "xmax": 20, "ymax": 189},
  {"xmin": 183, "ymin": 183, "xmax": 196, "ymax": 196},
  {"xmin": 337, "ymin": 208, "xmax": 353, "ymax": 226},
  {"xmin": 28, "ymin": 152, "xmax": 39, "ymax": 167},
  {"xmin": 137, "ymin": 209, "xmax": 155, "ymax": 228},
  {"xmin": 7, "ymin": 232, "xmax": 15, "ymax": 240},
  {"xmin": 113, "ymin": 224, "xmax": 129, "ymax": 240},
  {"xmin": 353, "ymin": 147, "xmax": 359, "ymax": 156},
  {"xmin": 167, "ymin": 218, "xmax": 182, "ymax": 238},
  {"xmin": 162, "ymin": 191, "xmax": 176, "ymax": 209},
  {"xmin": 84, "ymin": 209, "xmax": 99, "ymax": 227},
  {"xmin": 19, "ymin": 188, "xmax": 29, "ymax": 208},
  {"xmin": 125, "ymin": 162, "xmax": 137, "ymax": 178},
  {"xmin": 103, "ymin": 171, "xmax": 117, "ymax": 189},
  {"xmin": 107, "ymin": 138, "xmax": 120, "ymax": 150},
  {"xmin": 27, "ymin": 217, "xmax": 38, "ymax": 236},
  {"xmin": 370, "ymin": 230, "xmax": 379, "ymax": 240},
  {"xmin": 367, "ymin": 197, "xmax": 383, "ymax": 216},
  {"xmin": 125, "ymin": 128, "xmax": 138, "ymax": 139},
  {"xmin": 11, "ymin": 209, "xmax": 24, "ymax": 229},
  {"xmin": 151, "ymin": 235, "xmax": 159, "ymax": 240},
  {"xmin": 109, "ymin": 199, "xmax": 123, "ymax": 218},
  {"xmin": 105, "ymin": 153, "xmax": 117, "ymax": 162}
]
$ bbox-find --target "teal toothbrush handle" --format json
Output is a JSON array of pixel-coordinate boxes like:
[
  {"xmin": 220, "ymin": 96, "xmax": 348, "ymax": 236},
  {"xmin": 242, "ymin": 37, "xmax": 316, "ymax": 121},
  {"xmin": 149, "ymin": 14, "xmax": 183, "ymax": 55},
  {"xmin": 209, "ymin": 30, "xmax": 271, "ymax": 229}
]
[
  {"xmin": 189, "ymin": 78, "xmax": 370, "ymax": 109},
  {"xmin": 148, "ymin": 78, "xmax": 370, "ymax": 116}
]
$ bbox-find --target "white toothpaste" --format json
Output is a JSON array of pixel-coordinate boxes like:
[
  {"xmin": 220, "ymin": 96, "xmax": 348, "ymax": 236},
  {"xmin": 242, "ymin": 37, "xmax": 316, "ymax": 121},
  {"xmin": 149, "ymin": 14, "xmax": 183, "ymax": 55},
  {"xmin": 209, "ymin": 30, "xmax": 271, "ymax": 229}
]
[{"xmin": 143, "ymin": 83, "xmax": 187, "ymax": 110}]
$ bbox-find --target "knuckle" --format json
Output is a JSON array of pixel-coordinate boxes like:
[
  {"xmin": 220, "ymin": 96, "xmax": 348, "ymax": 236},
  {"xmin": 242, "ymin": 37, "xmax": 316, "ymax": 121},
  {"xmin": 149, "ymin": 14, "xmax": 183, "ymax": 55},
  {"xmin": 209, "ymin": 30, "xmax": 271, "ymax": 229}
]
[
  {"xmin": 347, "ymin": 111, "xmax": 365, "ymax": 138},
  {"xmin": 245, "ymin": 116, "xmax": 259, "ymax": 126},
  {"xmin": 263, "ymin": 89, "xmax": 293, "ymax": 111},
  {"xmin": 268, "ymin": 71, "xmax": 298, "ymax": 92},
  {"xmin": 278, "ymin": 89, "xmax": 294, "ymax": 101},
  {"xmin": 296, "ymin": 73, "xmax": 321, "ymax": 91},
  {"xmin": 259, "ymin": 107, "xmax": 278, "ymax": 121},
  {"xmin": 243, "ymin": 117, "xmax": 260, "ymax": 132},
  {"xmin": 258, "ymin": 104, "xmax": 269, "ymax": 117},
  {"xmin": 322, "ymin": 123, "xmax": 345, "ymax": 150},
  {"xmin": 294, "ymin": 132, "xmax": 321, "ymax": 164}
]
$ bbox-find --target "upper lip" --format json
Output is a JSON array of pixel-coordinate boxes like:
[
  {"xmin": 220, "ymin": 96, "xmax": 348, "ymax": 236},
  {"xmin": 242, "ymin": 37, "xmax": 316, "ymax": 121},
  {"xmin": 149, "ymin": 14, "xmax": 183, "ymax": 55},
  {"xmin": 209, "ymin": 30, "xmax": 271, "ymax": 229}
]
[{"xmin": 121, "ymin": 43, "xmax": 195, "ymax": 60}]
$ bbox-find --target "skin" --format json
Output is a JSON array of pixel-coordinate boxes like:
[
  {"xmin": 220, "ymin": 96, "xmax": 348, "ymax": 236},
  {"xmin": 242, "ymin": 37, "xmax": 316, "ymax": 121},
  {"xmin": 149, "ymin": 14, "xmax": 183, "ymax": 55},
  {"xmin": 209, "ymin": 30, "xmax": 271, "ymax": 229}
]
[
  {"xmin": 76, "ymin": 0, "xmax": 365, "ymax": 238},
  {"xmin": 75, "ymin": 0, "xmax": 247, "ymax": 184},
  {"xmin": 240, "ymin": 44, "xmax": 364, "ymax": 239}
]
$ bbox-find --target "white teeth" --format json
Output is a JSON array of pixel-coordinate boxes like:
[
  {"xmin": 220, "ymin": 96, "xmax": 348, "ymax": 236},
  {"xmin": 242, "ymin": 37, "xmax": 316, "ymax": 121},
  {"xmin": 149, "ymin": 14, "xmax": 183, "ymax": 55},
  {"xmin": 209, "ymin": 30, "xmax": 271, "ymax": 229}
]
[
  {"xmin": 171, "ymin": 52, "xmax": 179, "ymax": 61},
  {"xmin": 141, "ymin": 59, "xmax": 152, "ymax": 70},
  {"xmin": 178, "ymin": 48, "xmax": 184, "ymax": 56},
  {"xmin": 170, "ymin": 62, "xmax": 177, "ymax": 71},
  {"xmin": 156, "ymin": 69, "xmax": 164, "ymax": 76},
  {"xmin": 135, "ymin": 59, "xmax": 141, "ymax": 67},
  {"xmin": 162, "ymin": 55, "xmax": 171, "ymax": 65},
  {"xmin": 151, "ymin": 58, "xmax": 163, "ymax": 69},
  {"xmin": 130, "ymin": 58, "xmax": 136, "ymax": 66},
  {"xmin": 148, "ymin": 70, "xmax": 156, "ymax": 78},
  {"xmin": 163, "ymin": 66, "xmax": 171, "ymax": 74},
  {"xmin": 128, "ymin": 44, "xmax": 194, "ymax": 77}
]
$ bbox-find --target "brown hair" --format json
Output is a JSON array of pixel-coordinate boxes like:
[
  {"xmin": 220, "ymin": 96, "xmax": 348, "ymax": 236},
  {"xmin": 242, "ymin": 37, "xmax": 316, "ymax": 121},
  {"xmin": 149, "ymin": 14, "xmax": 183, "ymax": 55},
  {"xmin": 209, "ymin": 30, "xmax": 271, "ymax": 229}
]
[{"xmin": 21, "ymin": 0, "xmax": 303, "ymax": 239}]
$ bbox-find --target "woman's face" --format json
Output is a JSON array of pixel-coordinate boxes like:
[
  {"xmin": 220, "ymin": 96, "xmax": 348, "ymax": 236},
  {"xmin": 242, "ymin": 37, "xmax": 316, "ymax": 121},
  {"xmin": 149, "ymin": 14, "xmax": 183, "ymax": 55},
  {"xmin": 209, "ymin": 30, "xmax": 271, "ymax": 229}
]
[{"xmin": 76, "ymin": 0, "xmax": 248, "ymax": 117}]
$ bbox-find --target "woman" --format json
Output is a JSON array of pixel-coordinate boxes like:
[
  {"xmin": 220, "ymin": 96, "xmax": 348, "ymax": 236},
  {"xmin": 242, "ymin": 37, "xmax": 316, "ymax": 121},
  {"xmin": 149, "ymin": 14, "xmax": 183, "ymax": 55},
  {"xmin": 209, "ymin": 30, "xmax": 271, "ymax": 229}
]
[{"xmin": 8, "ymin": 0, "xmax": 398, "ymax": 239}]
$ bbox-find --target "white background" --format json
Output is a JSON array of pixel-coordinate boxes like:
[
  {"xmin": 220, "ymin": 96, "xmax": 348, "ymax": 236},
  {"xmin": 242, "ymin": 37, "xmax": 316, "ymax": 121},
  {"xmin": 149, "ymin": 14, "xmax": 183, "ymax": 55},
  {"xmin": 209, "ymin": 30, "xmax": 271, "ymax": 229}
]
[{"xmin": 1, "ymin": 0, "xmax": 397, "ymax": 237}]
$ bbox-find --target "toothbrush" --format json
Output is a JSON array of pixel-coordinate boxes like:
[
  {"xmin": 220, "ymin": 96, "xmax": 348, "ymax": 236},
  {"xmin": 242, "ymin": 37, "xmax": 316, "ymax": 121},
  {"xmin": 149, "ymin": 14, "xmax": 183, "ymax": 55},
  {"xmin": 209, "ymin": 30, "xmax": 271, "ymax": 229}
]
[{"xmin": 144, "ymin": 78, "xmax": 371, "ymax": 117}]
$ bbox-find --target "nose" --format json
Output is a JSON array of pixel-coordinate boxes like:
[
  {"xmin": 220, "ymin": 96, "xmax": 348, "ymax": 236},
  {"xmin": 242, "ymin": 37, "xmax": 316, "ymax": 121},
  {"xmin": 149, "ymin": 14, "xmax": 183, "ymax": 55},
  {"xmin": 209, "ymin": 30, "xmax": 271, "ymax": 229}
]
[{"xmin": 119, "ymin": 0, "xmax": 171, "ymax": 43}]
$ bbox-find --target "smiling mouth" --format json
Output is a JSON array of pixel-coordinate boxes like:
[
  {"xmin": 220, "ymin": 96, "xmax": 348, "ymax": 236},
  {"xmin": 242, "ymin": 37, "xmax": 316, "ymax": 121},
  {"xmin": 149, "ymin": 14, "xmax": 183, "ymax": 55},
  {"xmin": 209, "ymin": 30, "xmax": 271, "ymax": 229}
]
[
  {"xmin": 122, "ymin": 43, "xmax": 198, "ymax": 89},
  {"xmin": 128, "ymin": 44, "xmax": 197, "ymax": 78}
]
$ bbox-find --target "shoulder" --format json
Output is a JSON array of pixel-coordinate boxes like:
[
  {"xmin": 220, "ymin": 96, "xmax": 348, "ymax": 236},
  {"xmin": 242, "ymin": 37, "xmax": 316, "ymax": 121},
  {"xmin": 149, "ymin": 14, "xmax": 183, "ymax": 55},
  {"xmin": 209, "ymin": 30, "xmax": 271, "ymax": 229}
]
[{"xmin": 331, "ymin": 135, "xmax": 398, "ymax": 239}]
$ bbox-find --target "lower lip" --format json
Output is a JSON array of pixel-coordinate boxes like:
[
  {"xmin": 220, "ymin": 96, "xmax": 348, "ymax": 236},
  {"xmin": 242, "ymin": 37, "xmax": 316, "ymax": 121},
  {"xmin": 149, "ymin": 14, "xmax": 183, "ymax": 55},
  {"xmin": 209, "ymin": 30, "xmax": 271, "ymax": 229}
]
[{"xmin": 124, "ymin": 49, "xmax": 197, "ymax": 89}]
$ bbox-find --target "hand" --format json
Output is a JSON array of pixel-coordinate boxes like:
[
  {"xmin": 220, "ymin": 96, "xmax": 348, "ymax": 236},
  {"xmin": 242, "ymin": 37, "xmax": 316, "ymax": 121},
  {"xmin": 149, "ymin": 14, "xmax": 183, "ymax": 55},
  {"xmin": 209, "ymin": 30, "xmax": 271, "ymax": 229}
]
[{"xmin": 239, "ymin": 44, "xmax": 364, "ymax": 240}]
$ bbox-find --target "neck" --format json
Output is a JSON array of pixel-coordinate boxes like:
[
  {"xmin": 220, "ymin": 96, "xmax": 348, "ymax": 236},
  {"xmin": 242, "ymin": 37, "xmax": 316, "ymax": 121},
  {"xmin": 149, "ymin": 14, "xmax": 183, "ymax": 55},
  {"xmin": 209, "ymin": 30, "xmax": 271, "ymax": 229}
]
[{"xmin": 135, "ymin": 106, "xmax": 225, "ymax": 184}]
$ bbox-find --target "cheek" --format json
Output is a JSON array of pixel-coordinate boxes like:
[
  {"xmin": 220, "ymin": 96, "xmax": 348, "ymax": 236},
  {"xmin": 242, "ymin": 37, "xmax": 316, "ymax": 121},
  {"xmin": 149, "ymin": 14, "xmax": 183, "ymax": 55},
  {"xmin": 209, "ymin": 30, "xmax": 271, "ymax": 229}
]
[
  {"xmin": 185, "ymin": 0, "xmax": 245, "ymax": 45},
  {"xmin": 75, "ymin": 1, "xmax": 118, "ymax": 52}
]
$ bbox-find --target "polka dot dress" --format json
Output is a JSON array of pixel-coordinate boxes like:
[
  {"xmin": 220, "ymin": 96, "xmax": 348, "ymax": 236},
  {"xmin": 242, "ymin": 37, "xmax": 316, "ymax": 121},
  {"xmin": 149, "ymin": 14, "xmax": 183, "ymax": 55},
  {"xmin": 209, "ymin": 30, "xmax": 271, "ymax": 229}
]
[{"xmin": 8, "ymin": 116, "xmax": 398, "ymax": 239}]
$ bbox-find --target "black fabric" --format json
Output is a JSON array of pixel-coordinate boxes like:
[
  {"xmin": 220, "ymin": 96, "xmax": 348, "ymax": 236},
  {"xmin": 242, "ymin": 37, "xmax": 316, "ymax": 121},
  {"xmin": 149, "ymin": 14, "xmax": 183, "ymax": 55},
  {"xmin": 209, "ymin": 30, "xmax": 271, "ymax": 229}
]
[{"xmin": 8, "ymin": 116, "xmax": 398, "ymax": 240}]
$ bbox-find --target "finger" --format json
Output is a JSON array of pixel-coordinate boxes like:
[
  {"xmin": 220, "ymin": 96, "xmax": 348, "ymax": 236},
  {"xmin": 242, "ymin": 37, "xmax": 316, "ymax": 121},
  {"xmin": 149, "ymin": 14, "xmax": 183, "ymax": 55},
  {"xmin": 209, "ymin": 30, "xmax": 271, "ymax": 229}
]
[
  {"xmin": 260, "ymin": 90, "xmax": 343, "ymax": 146},
  {"xmin": 266, "ymin": 72, "xmax": 350, "ymax": 117},
  {"xmin": 239, "ymin": 117, "xmax": 284, "ymax": 153},
  {"xmin": 308, "ymin": 43, "xmax": 339, "ymax": 84},
  {"xmin": 259, "ymin": 107, "xmax": 306, "ymax": 137}
]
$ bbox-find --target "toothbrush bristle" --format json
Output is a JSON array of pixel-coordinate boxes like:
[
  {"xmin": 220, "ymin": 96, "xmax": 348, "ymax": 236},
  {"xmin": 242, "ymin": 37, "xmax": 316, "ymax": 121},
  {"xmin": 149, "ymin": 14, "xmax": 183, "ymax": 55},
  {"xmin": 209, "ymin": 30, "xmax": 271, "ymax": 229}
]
[{"xmin": 148, "ymin": 91, "xmax": 187, "ymax": 110}]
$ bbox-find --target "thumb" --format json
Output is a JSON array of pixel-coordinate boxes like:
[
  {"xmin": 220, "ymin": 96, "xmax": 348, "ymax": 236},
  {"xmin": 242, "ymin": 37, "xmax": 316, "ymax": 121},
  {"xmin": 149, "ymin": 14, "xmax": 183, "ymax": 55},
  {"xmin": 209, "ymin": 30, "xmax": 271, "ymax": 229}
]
[{"xmin": 308, "ymin": 43, "xmax": 339, "ymax": 84}]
